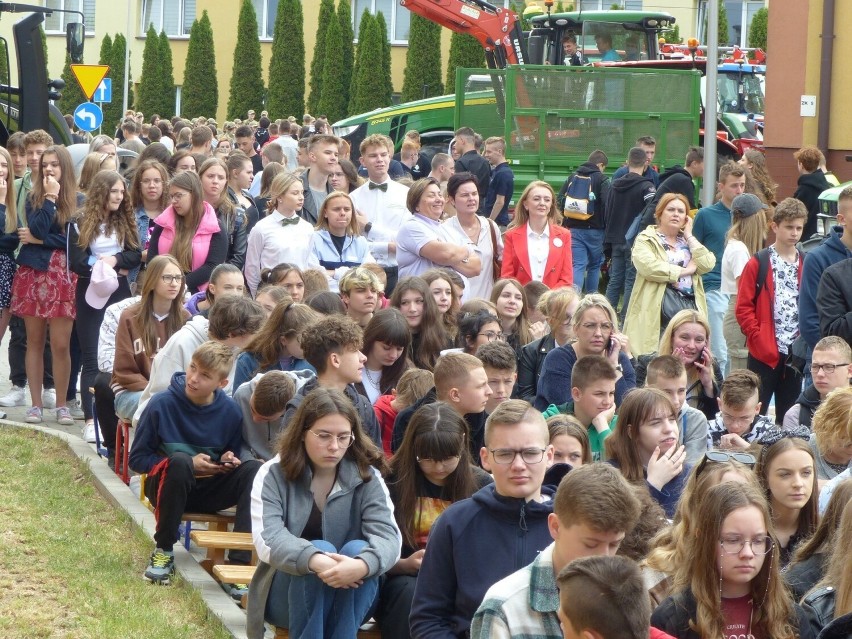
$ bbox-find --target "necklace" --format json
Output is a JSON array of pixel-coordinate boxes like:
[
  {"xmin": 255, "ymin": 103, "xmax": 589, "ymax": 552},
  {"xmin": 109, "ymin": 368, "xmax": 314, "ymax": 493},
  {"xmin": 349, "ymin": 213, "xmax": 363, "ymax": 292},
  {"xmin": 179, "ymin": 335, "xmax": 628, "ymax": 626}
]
[
  {"xmin": 460, "ymin": 215, "xmax": 480, "ymax": 241},
  {"xmin": 364, "ymin": 367, "xmax": 382, "ymax": 389}
]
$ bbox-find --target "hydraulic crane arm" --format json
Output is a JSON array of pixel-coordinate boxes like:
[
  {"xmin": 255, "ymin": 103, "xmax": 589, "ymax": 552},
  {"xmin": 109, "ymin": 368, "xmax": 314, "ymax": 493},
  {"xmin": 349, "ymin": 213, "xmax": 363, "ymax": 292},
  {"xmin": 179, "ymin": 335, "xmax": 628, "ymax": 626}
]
[{"xmin": 399, "ymin": 0, "xmax": 527, "ymax": 67}]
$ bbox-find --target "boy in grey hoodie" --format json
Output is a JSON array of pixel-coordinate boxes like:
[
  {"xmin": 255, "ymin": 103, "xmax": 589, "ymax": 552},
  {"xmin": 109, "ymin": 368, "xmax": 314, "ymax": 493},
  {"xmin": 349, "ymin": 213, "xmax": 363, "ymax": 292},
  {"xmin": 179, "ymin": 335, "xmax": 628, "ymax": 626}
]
[{"xmin": 645, "ymin": 355, "xmax": 708, "ymax": 464}]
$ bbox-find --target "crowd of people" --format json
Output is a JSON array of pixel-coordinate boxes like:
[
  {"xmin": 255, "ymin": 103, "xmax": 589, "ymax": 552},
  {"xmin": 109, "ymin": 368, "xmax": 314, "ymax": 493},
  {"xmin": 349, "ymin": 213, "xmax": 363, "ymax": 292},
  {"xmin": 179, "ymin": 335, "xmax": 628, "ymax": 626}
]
[{"xmin": 5, "ymin": 111, "xmax": 852, "ymax": 639}]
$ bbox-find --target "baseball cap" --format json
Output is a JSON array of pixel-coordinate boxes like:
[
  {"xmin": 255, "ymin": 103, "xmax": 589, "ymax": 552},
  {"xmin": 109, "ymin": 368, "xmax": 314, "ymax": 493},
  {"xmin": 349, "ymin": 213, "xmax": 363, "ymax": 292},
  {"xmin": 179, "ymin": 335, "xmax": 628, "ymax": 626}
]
[
  {"xmin": 731, "ymin": 193, "xmax": 769, "ymax": 218},
  {"xmin": 85, "ymin": 260, "xmax": 119, "ymax": 309}
]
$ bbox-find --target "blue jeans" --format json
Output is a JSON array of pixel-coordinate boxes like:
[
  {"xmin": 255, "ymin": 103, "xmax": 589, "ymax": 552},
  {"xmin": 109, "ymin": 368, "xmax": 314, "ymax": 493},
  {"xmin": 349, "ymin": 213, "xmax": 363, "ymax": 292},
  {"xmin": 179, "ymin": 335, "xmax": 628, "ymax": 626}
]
[
  {"xmin": 265, "ymin": 539, "xmax": 378, "ymax": 638},
  {"xmin": 705, "ymin": 289, "xmax": 729, "ymax": 376},
  {"xmin": 571, "ymin": 228, "xmax": 605, "ymax": 293},
  {"xmin": 605, "ymin": 243, "xmax": 635, "ymax": 322}
]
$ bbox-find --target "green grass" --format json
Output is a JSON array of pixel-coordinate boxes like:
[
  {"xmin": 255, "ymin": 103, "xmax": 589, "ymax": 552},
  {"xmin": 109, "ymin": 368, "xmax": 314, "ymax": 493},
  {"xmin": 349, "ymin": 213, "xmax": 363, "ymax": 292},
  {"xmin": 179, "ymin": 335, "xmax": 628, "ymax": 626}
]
[{"xmin": 0, "ymin": 427, "xmax": 234, "ymax": 639}]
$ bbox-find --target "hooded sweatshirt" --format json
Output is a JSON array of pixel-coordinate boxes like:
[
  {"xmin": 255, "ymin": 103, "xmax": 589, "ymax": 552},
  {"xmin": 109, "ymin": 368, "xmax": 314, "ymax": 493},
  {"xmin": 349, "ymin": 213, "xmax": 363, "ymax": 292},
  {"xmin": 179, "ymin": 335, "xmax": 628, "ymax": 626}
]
[
  {"xmin": 799, "ymin": 225, "xmax": 852, "ymax": 349},
  {"xmin": 782, "ymin": 384, "xmax": 822, "ymax": 431},
  {"xmin": 636, "ymin": 166, "xmax": 698, "ymax": 230},
  {"xmin": 233, "ymin": 370, "xmax": 315, "ymax": 462},
  {"xmin": 794, "ymin": 169, "xmax": 832, "ymax": 240},
  {"xmin": 409, "ymin": 483, "xmax": 556, "ymax": 639},
  {"xmin": 557, "ymin": 162, "xmax": 608, "ymax": 230},
  {"xmin": 604, "ymin": 172, "xmax": 656, "ymax": 245},
  {"xmin": 129, "ymin": 371, "xmax": 243, "ymax": 474}
]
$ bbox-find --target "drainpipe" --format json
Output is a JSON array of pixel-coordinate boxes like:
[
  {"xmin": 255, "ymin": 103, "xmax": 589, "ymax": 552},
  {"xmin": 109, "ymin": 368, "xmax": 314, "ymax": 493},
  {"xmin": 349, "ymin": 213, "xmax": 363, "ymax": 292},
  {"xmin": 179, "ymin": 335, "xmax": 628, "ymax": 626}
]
[{"xmin": 817, "ymin": 0, "xmax": 835, "ymax": 154}]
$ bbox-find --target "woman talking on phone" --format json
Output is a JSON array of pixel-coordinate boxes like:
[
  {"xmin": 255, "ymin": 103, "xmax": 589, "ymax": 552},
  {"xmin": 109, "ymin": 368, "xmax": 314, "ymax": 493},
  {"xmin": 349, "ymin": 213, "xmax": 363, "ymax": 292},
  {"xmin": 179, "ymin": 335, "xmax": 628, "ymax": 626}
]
[{"xmin": 623, "ymin": 193, "xmax": 715, "ymax": 357}]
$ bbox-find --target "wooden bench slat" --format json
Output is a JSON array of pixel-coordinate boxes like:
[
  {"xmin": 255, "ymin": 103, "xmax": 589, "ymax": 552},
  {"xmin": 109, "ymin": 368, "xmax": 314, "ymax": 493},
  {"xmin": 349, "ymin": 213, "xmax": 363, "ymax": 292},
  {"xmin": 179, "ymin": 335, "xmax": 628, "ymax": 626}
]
[
  {"xmin": 190, "ymin": 531, "xmax": 254, "ymax": 550},
  {"xmin": 212, "ymin": 564, "xmax": 256, "ymax": 584}
]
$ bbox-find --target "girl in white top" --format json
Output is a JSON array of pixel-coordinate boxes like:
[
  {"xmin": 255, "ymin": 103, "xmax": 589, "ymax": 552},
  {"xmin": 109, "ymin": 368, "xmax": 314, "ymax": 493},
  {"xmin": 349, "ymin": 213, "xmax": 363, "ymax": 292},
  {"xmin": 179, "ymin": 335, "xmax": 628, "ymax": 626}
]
[
  {"xmin": 244, "ymin": 172, "xmax": 314, "ymax": 296},
  {"xmin": 722, "ymin": 193, "xmax": 769, "ymax": 372}
]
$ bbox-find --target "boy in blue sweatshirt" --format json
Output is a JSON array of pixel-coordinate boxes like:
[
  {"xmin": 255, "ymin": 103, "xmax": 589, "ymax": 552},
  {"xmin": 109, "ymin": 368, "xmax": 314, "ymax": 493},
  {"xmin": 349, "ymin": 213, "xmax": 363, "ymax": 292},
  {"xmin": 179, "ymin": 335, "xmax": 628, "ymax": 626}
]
[
  {"xmin": 409, "ymin": 400, "xmax": 555, "ymax": 638},
  {"xmin": 129, "ymin": 341, "xmax": 262, "ymax": 590}
]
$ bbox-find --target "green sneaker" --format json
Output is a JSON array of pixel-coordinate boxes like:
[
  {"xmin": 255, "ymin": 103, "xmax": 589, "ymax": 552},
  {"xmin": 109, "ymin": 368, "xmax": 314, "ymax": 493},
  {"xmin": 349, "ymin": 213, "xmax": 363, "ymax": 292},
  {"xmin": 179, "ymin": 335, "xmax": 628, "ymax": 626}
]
[
  {"xmin": 225, "ymin": 582, "xmax": 249, "ymax": 602},
  {"xmin": 143, "ymin": 549, "xmax": 175, "ymax": 585}
]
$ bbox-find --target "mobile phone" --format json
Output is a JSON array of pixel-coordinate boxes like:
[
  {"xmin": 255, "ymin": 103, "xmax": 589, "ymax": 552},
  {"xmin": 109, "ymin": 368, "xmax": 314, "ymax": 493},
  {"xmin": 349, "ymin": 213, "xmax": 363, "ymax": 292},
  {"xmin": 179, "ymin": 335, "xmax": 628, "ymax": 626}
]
[
  {"xmin": 608, "ymin": 337, "xmax": 617, "ymax": 356},
  {"xmin": 213, "ymin": 459, "xmax": 235, "ymax": 467}
]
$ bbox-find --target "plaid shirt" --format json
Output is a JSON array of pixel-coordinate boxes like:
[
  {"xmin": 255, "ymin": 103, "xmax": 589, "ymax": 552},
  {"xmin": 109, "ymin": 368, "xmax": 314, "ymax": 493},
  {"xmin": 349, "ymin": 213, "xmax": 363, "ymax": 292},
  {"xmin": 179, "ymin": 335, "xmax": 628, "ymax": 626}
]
[{"xmin": 470, "ymin": 543, "xmax": 562, "ymax": 639}]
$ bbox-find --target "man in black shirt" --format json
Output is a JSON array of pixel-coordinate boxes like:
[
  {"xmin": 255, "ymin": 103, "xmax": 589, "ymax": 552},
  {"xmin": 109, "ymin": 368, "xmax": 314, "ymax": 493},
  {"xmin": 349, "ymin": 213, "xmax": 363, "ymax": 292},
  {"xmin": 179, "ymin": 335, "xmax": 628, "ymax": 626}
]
[{"xmin": 454, "ymin": 126, "xmax": 491, "ymax": 213}]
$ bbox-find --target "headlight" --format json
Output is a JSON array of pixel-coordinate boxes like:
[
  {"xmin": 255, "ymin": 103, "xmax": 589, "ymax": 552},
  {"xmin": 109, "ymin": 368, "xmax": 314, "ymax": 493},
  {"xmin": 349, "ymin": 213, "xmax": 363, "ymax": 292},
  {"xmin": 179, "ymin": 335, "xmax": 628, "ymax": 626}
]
[{"xmin": 333, "ymin": 124, "xmax": 361, "ymax": 137}]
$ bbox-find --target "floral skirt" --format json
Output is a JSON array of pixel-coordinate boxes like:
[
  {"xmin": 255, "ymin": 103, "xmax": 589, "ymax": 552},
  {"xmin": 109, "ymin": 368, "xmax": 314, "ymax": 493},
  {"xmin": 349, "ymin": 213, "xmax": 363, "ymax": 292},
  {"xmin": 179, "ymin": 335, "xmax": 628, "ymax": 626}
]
[{"xmin": 10, "ymin": 250, "xmax": 78, "ymax": 320}]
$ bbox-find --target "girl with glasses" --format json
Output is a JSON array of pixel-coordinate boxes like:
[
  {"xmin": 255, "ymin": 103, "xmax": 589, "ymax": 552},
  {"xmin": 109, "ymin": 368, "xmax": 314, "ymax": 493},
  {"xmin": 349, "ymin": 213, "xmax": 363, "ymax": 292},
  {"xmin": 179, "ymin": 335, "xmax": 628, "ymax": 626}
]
[
  {"xmin": 456, "ymin": 308, "xmax": 502, "ymax": 356},
  {"xmin": 755, "ymin": 433, "xmax": 818, "ymax": 568},
  {"xmin": 110, "ymin": 255, "xmax": 190, "ymax": 428},
  {"xmin": 147, "ymin": 171, "xmax": 227, "ymax": 294},
  {"xmin": 604, "ymin": 387, "xmax": 689, "ymax": 518},
  {"xmin": 247, "ymin": 388, "xmax": 399, "ymax": 639},
  {"xmin": 68, "ymin": 170, "xmax": 141, "ymax": 433},
  {"xmin": 379, "ymin": 402, "xmax": 492, "ymax": 638},
  {"xmin": 652, "ymin": 482, "xmax": 812, "ymax": 639},
  {"xmin": 534, "ymin": 293, "xmax": 636, "ymax": 411}
]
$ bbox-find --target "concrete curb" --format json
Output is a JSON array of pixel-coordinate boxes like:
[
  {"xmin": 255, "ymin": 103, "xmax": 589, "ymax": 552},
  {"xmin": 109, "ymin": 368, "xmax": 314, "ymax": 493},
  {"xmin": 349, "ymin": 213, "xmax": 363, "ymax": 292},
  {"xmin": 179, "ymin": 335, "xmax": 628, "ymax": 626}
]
[{"xmin": 4, "ymin": 420, "xmax": 251, "ymax": 639}]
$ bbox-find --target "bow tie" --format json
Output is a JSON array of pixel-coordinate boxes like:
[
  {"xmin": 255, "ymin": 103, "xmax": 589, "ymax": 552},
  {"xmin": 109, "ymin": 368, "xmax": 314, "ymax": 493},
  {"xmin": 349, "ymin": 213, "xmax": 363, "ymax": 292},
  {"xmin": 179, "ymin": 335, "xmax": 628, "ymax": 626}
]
[
  {"xmin": 280, "ymin": 216, "xmax": 300, "ymax": 226},
  {"xmin": 368, "ymin": 181, "xmax": 388, "ymax": 192}
]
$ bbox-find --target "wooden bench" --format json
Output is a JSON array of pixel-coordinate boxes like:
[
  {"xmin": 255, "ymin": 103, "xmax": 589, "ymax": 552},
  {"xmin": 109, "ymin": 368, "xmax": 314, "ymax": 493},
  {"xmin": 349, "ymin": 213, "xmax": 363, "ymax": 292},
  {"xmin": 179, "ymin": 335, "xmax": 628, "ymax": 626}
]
[
  {"xmin": 181, "ymin": 511, "xmax": 235, "ymax": 550},
  {"xmin": 274, "ymin": 621, "xmax": 381, "ymax": 638},
  {"xmin": 212, "ymin": 564, "xmax": 256, "ymax": 608},
  {"xmin": 190, "ymin": 530, "xmax": 256, "ymax": 573}
]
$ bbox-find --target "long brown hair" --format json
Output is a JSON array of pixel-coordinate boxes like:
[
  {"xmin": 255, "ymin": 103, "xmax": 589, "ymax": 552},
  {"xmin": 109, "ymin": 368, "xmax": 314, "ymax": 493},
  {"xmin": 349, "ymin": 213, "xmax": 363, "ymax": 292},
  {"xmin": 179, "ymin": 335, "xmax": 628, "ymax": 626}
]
[
  {"xmin": 242, "ymin": 297, "xmax": 320, "ymax": 371},
  {"xmin": 277, "ymin": 387, "xmax": 387, "ymax": 481},
  {"xmin": 811, "ymin": 497, "xmax": 852, "ymax": 617},
  {"xmin": 490, "ymin": 278, "xmax": 534, "ymax": 348},
  {"xmin": 0, "ymin": 147, "xmax": 17, "ymax": 233},
  {"xmin": 422, "ymin": 268, "xmax": 460, "ymax": 339},
  {"xmin": 167, "ymin": 170, "xmax": 205, "ymax": 273},
  {"xmin": 132, "ymin": 254, "xmax": 188, "ymax": 356},
  {"xmin": 388, "ymin": 402, "xmax": 478, "ymax": 549},
  {"xmin": 390, "ymin": 276, "xmax": 447, "ymax": 371},
  {"xmin": 604, "ymin": 388, "xmax": 677, "ymax": 482},
  {"xmin": 76, "ymin": 170, "xmax": 139, "ymax": 250},
  {"xmin": 791, "ymin": 478, "xmax": 852, "ymax": 565},
  {"xmin": 199, "ymin": 156, "xmax": 237, "ymax": 233},
  {"xmin": 130, "ymin": 159, "xmax": 169, "ymax": 211},
  {"xmin": 755, "ymin": 436, "xmax": 819, "ymax": 541},
  {"xmin": 30, "ymin": 145, "xmax": 77, "ymax": 226},
  {"xmin": 687, "ymin": 482, "xmax": 796, "ymax": 639}
]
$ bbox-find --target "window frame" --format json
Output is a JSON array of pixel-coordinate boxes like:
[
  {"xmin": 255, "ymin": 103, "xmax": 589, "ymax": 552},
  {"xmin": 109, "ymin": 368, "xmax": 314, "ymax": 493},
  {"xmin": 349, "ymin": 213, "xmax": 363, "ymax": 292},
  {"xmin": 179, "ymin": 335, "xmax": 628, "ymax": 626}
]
[
  {"xmin": 43, "ymin": 0, "xmax": 96, "ymax": 35},
  {"xmin": 252, "ymin": 0, "xmax": 277, "ymax": 41},
  {"xmin": 139, "ymin": 0, "xmax": 195, "ymax": 38}
]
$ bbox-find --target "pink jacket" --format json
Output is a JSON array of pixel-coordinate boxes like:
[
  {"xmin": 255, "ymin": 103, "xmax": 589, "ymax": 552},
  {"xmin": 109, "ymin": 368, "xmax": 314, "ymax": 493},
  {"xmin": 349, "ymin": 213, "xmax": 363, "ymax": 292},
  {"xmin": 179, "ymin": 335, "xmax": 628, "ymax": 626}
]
[{"xmin": 153, "ymin": 201, "xmax": 220, "ymax": 272}]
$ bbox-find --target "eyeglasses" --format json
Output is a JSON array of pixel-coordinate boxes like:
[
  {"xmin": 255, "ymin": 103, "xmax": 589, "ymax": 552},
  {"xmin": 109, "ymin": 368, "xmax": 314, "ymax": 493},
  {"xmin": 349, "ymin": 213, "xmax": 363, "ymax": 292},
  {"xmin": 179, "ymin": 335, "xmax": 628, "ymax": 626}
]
[
  {"xmin": 719, "ymin": 535, "xmax": 774, "ymax": 555},
  {"xmin": 696, "ymin": 450, "xmax": 756, "ymax": 475},
  {"xmin": 308, "ymin": 430, "xmax": 354, "ymax": 448},
  {"xmin": 489, "ymin": 448, "xmax": 547, "ymax": 465},
  {"xmin": 478, "ymin": 331, "xmax": 505, "ymax": 342},
  {"xmin": 330, "ymin": 172, "xmax": 345, "ymax": 179},
  {"xmin": 168, "ymin": 192, "xmax": 187, "ymax": 201},
  {"xmin": 416, "ymin": 455, "xmax": 461, "ymax": 467},
  {"xmin": 579, "ymin": 322, "xmax": 614, "ymax": 332},
  {"xmin": 161, "ymin": 274, "xmax": 184, "ymax": 284},
  {"xmin": 810, "ymin": 363, "xmax": 849, "ymax": 374}
]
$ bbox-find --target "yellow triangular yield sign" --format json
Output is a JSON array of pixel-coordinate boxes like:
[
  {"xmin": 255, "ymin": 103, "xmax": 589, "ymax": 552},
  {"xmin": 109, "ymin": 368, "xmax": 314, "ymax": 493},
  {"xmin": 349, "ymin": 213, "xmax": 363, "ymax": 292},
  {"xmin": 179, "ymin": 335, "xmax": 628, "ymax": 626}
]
[{"xmin": 71, "ymin": 64, "xmax": 110, "ymax": 101}]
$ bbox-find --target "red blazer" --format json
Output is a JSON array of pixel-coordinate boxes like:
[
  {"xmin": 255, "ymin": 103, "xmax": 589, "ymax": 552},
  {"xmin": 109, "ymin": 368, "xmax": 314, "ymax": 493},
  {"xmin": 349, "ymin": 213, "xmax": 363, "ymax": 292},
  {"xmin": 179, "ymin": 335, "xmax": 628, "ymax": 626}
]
[{"xmin": 501, "ymin": 223, "xmax": 573, "ymax": 288}]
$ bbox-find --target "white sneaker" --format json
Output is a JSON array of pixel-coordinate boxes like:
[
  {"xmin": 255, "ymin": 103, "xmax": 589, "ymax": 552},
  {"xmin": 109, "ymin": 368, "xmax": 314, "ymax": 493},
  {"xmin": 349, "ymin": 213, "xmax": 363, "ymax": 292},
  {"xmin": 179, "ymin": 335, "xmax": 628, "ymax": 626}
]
[
  {"xmin": 42, "ymin": 388, "xmax": 56, "ymax": 409},
  {"xmin": 0, "ymin": 384, "xmax": 26, "ymax": 407},
  {"xmin": 82, "ymin": 421, "xmax": 101, "ymax": 444},
  {"xmin": 68, "ymin": 398, "xmax": 85, "ymax": 420}
]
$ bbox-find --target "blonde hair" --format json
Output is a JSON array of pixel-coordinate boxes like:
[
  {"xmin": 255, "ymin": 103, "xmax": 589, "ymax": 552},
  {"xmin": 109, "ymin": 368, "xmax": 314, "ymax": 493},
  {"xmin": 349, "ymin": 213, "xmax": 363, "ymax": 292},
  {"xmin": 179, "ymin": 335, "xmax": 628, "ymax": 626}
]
[
  {"xmin": 0, "ymin": 147, "xmax": 17, "ymax": 233},
  {"xmin": 191, "ymin": 340, "xmax": 236, "ymax": 379},
  {"xmin": 812, "ymin": 387, "xmax": 852, "ymax": 457},
  {"xmin": 509, "ymin": 180, "xmax": 559, "ymax": 229}
]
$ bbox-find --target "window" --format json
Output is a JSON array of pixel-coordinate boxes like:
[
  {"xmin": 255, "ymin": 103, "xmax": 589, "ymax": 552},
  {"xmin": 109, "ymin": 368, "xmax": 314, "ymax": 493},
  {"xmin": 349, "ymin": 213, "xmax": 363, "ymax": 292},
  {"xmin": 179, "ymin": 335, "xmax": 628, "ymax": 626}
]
[
  {"xmin": 44, "ymin": 0, "xmax": 96, "ymax": 33},
  {"xmin": 580, "ymin": 0, "xmax": 643, "ymax": 9},
  {"xmin": 252, "ymin": 0, "xmax": 277, "ymax": 40},
  {"xmin": 141, "ymin": 0, "xmax": 196, "ymax": 37},
  {"xmin": 353, "ymin": 0, "xmax": 410, "ymax": 44}
]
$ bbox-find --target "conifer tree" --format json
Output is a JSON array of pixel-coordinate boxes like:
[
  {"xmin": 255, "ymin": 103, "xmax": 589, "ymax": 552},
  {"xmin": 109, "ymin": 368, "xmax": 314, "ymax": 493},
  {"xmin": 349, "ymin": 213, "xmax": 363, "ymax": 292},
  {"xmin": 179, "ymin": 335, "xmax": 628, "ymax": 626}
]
[
  {"xmin": 350, "ymin": 13, "xmax": 386, "ymax": 114},
  {"xmin": 106, "ymin": 34, "xmax": 132, "ymax": 130},
  {"xmin": 349, "ymin": 9, "xmax": 373, "ymax": 114},
  {"xmin": 374, "ymin": 12, "xmax": 393, "ymax": 107},
  {"xmin": 228, "ymin": 0, "xmax": 265, "ymax": 120},
  {"xmin": 56, "ymin": 53, "xmax": 87, "ymax": 114},
  {"xmin": 182, "ymin": 11, "xmax": 218, "ymax": 118},
  {"xmin": 136, "ymin": 25, "xmax": 162, "ymax": 118},
  {"xmin": 158, "ymin": 31, "xmax": 176, "ymax": 118},
  {"xmin": 307, "ymin": 0, "xmax": 335, "ymax": 115},
  {"xmin": 316, "ymin": 14, "xmax": 346, "ymax": 123},
  {"xmin": 99, "ymin": 34, "xmax": 112, "ymax": 65},
  {"xmin": 0, "ymin": 41, "xmax": 8, "ymax": 85},
  {"xmin": 268, "ymin": 0, "xmax": 305, "ymax": 119},
  {"xmin": 401, "ymin": 14, "xmax": 443, "ymax": 102},
  {"xmin": 748, "ymin": 8, "xmax": 768, "ymax": 51},
  {"xmin": 337, "ymin": 0, "xmax": 355, "ymax": 115},
  {"xmin": 445, "ymin": 33, "xmax": 485, "ymax": 93}
]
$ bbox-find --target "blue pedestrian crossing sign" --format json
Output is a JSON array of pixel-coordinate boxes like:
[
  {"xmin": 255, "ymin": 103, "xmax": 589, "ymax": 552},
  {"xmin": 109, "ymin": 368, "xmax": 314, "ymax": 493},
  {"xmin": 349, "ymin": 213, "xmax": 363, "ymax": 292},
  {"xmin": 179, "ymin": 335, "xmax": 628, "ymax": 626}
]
[
  {"xmin": 94, "ymin": 78, "xmax": 112, "ymax": 103},
  {"xmin": 74, "ymin": 102, "xmax": 104, "ymax": 132}
]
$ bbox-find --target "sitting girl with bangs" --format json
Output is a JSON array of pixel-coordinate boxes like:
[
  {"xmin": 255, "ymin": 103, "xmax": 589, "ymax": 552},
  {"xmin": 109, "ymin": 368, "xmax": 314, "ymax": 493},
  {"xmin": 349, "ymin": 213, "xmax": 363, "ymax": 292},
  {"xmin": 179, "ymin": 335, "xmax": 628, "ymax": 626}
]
[
  {"xmin": 378, "ymin": 402, "xmax": 492, "ymax": 639},
  {"xmin": 232, "ymin": 297, "xmax": 320, "ymax": 391},
  {"xmin": 308, "ymin": 191, "xmax": 374, "ymax": 292},
  {"xmin": 652, "ymin": 482, "xmax": 813, "ymax": 639},
  {"xmin": 355, "ymin": 308, "xmax": 411, "ymax": 406},
  {"xmin": 605, "ymin": 387, "xmax": 689, "ymax": 518}
]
